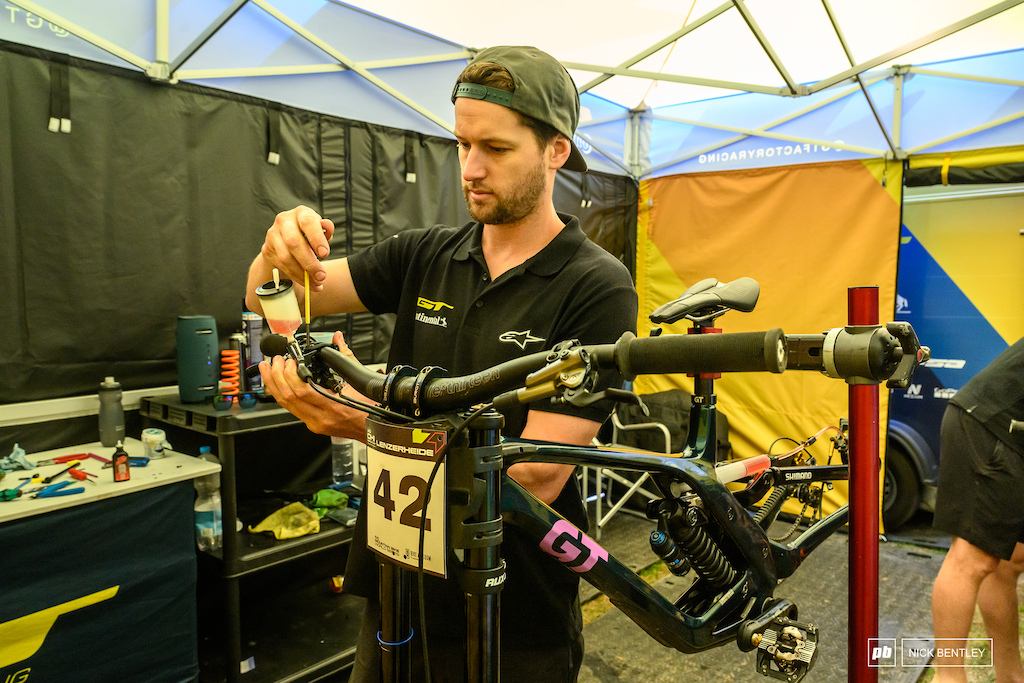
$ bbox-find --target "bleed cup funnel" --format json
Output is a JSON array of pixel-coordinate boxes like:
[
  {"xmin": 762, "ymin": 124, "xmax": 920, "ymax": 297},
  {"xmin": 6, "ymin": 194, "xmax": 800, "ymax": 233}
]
[{"xmin": 255, "ymin": 279, "xmax": 302, "ymax": 340}]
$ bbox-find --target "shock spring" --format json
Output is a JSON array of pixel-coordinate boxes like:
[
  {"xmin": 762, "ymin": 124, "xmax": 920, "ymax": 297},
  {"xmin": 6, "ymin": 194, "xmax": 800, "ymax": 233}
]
[
  {"xmin": 220, "ymin": 349, "xmax": 240, "ymax": 396},
  {"xmin": 672, "ymin": 510, "xmax": 737, "ymax": 589}
]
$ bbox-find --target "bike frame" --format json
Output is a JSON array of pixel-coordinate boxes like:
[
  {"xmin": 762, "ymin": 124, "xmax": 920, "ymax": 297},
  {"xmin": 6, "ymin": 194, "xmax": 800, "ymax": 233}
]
[{"xmin": 286, "ymin": 283, "xmax": 925, "ymax": 682}]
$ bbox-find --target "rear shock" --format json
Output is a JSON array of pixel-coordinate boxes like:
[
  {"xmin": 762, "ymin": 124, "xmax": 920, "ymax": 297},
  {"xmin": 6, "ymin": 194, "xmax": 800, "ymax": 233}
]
[
  {"xmin": 651, "ymin": 499, "xmax": 738, "ymax": 589},
  {"xmin": 673, "ymin": 517, "xmax": 737, "ymax": 589}
]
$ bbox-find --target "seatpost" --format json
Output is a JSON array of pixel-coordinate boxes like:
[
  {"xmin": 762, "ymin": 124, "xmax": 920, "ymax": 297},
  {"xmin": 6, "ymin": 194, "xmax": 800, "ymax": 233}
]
[
  {"xmin": 461, "ymin": 410, "xmax": 505, "ymax": 683},
  {"xmin": 686, "ymin": 321, "xmax": 721, "ymax": 464}
]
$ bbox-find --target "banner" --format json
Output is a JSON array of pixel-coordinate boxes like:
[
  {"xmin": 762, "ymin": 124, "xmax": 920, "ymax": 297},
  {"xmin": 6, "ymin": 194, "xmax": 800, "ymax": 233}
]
[{"xmin": 634, "ymin": 159, "xmax": 901, "ymax": 514}]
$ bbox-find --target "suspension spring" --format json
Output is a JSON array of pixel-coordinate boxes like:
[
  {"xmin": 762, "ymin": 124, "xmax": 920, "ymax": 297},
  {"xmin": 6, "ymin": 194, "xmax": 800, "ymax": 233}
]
[
  {"xmin": 220, "ymin": 349, "xmax": 240, "ymax": 396},
  {"xmin": 672, "ymin": 511, "xmax": 737, "ymax": 589}
]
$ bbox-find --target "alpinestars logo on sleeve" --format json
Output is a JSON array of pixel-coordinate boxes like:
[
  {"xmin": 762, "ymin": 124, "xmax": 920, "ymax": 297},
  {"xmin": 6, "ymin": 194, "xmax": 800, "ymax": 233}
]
[{"xmin": 499, "ymin": 330, "xmax": 545, "ymax": 350}]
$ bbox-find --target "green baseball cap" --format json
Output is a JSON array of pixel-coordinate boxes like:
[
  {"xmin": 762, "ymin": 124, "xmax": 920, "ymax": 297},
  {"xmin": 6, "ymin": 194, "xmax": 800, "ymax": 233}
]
[{"xmin": 452, "ymin": 46, "xmax": 587, "ymax": 173}]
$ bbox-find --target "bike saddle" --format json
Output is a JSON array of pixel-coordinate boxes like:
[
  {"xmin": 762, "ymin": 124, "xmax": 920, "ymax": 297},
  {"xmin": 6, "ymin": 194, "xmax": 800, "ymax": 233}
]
[{"xmin": 650, "ymin": 277, "xmax": 760, "ymax": 325}]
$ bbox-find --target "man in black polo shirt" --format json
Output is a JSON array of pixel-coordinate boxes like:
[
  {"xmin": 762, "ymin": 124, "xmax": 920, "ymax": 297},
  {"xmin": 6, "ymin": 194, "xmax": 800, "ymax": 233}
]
[
  {"xmin": 246, "ymin": 46, "xmax": 637, "ymax": 682},
  {"xmin": 930, "ymin": 337, "xmax": 1024, "ymax": 682}
]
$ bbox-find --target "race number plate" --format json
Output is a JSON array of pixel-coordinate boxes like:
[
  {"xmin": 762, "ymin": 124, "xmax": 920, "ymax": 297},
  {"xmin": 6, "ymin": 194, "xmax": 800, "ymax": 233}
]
[{"xmin": 365, "ymin": 420, "xmax": 449, "ymax": 577}]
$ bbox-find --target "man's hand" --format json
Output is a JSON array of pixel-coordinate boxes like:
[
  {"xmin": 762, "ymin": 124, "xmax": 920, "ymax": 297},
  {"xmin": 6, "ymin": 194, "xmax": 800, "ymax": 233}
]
[
  {"xmin": 261, "ymin": 205, "xmax": 334, "ymax": 293},
  {"xmin": 259, "ymin": 332, "xmax": 368, "ymax": 441}
]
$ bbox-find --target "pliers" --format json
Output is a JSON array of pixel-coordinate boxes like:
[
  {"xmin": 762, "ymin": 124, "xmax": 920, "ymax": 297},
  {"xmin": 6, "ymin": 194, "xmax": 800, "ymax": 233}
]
[
  {"xmin": 34, "ymin": 452, "xmax": 109, "ymax": 466},
  {"xmin": 29, "ymin": 480, "xmax": 85, "ymax": 499}
]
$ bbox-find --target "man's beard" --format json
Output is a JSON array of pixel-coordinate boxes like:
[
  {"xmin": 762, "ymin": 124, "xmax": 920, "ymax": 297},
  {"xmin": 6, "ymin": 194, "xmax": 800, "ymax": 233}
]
[{"xmin": 463, "ymin": 160, "xmax": 547, "ymax": 225}]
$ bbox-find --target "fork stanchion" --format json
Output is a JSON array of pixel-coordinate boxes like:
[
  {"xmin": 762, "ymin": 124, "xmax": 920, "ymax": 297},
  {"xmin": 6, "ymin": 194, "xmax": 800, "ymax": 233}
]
[{"xmin": 848, "ymin": 286, "xmax": 880, "ymax": 683}]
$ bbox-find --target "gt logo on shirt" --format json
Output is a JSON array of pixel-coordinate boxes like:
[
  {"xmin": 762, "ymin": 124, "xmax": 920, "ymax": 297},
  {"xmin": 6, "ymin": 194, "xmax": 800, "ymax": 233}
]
[
  {"xmin": 499, "ymin": 330, "xmax": 545, "ymax": 350},
  {"xmin": 417, "ymin": 297, "xmax": 454, "ymax": 312}
]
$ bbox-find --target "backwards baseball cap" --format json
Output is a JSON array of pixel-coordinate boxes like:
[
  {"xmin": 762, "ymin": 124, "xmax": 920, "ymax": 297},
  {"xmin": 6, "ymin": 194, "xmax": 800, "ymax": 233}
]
[{"xmin": 452, "ymin": 46, "xmax": 587, "ymax": 173}]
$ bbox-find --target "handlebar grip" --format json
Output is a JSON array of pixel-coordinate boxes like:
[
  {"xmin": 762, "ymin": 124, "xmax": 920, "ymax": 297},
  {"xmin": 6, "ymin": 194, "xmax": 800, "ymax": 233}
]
[{"xmin": 614, "ymin": 329, "xmax": 787, "ymax": 379}]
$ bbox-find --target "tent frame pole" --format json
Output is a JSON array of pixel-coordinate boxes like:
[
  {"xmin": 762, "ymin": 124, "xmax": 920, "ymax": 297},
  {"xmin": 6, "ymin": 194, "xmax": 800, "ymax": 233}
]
[
  {"xmin": 809, "ymin": 0, "xmax": 1024, "ymax": 94},
  {"xmin": 821, "ymin": 0, "xmax": 901, "ymax": 158},
  {"xmin": 168, "ymin": 0, "xmax": 248, "ymax": 76},
  {"xmin": 906, "ymin": 109, "xmax": 1024, "ymax": 155},
  {"xmin": 248, "ymin": 0, "xmax": 455, "ymax": 134},
  {"xmin": 576, "ymin": 1, "xmax": 732, "ymax": 94},
  {"xmin": 731, "ymin": 0, "xmax": 802, "ymax": 95},
  {"xmin": 5, "ymin": 0, "xmax": 150, "ymax": 70}
]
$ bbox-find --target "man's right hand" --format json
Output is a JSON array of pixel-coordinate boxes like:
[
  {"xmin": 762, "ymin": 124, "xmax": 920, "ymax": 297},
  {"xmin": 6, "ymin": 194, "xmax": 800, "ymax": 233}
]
[
  {"xmin": 261, "ymin": 205, "xmax": 335, "ymax": 293},
  {"xmin": 259, "ymin": 331, "xmax": 369, "ymax": 441}
]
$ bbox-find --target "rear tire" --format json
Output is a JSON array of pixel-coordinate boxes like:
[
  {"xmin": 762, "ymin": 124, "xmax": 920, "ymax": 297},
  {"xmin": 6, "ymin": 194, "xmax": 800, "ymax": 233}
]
[{"xmin": 882, "ymin": 444, "xmax": 920, "ymax": 531}]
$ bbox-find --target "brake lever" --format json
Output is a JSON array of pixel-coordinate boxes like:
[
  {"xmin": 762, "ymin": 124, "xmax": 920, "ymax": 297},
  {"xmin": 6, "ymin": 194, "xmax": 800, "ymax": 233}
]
[{"xmin": 563, "ymin": 387, "xmax": 649, "ymax": 415}]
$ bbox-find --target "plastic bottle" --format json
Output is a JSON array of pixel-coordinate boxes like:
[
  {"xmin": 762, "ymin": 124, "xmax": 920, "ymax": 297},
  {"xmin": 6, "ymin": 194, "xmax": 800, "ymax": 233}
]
[
  {"xmin": 98, "ymin": 376, "xmax": 125, "ymax": 447},
  {"xmin": 331, "ymin": 437, "xmax": 354, "ymax": 485},
  {"xmin": 194, "ymin": 446, "xmax": 223, "ymax": 551}
]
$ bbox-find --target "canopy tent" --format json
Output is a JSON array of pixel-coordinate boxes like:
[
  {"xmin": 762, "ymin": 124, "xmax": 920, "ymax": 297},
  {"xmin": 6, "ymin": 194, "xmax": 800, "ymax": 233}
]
[
  {"xmin": 2, "ymin": 0, "xmax": 1023, "ymax": 177},
  {"xmin": 2, "ymin": 1, "xmax": 1021, "ymax": 521}
]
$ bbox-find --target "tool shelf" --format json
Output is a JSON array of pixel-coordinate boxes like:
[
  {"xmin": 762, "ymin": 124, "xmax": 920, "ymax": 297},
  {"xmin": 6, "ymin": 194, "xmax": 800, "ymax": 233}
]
[{"xmin": 142, "ymin": 395, "xmax": 360, "ymax": 683}]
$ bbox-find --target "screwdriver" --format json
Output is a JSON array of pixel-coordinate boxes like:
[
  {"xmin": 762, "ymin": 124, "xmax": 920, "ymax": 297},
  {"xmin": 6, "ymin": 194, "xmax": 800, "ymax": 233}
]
[
  {"xmin": 68, "ymin": 468, "xmax": 98, "ymax": 485},
  {"xmin": 38, "ymin": 460, "xmax": 81, "ymax": 485},
  {"xmin": 1, "ymin": 478, "xmax": 34, "ymax": 501}
]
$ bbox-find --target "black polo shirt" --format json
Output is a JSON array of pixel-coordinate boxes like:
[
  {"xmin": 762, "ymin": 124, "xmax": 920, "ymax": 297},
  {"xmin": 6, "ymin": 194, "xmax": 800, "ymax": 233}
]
[
  {"xmin": 349, "ymin": 213, "xmax": 637, "ymax": 436},
  {"xmin": 950, "ymin": 337, "xmax": 1024, "ymax": 454},
  {"xmin": 343, "ymin": 214, "xmax": 637, "ymax": 679}
]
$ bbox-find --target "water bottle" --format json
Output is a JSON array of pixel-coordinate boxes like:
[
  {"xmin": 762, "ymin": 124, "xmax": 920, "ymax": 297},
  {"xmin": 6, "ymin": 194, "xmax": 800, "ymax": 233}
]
[
  {"xmin": 98, "ymin": 376, "xmax": 125, "ymax": 447},
  {"xmin": 194, "ymin": 446, "xmax": 223, "ymax": 551},
  {"xmin": 331, "ymin": 437, "xmax": 354, "ymax": 485}
]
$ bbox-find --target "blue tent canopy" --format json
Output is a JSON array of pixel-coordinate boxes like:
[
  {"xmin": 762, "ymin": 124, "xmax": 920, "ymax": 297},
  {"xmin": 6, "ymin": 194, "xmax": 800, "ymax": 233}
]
[{"xmin": 2, "ymin": 0, "xmax": 1022, "ymax": 177}]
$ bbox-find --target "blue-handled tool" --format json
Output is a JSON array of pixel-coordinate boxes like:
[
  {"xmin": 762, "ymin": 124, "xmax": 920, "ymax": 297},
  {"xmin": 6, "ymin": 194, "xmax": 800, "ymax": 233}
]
[
  {"xmin": 101, "ymin": 456, "xmax": 149, "ymax": 469},
  {"xmin": 30, "ymin": 480, "xmax": 85, "ymax": 499}
]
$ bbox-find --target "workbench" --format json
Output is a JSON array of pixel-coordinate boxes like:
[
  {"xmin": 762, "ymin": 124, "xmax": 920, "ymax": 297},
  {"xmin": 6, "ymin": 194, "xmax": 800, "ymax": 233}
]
[{"xmin": 0, "ymin": 438, "xmax": 220, "ymax": 682}]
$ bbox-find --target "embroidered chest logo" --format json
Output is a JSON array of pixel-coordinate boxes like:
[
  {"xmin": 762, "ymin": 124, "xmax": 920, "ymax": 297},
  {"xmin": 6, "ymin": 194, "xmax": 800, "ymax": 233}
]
[
  {"xmin": 499, "ymin": 330, "xmax": 545, "ymax": 350},
  {"xmin": 415, "ymin": 297, "xmax": 453, "ymax": 329}
]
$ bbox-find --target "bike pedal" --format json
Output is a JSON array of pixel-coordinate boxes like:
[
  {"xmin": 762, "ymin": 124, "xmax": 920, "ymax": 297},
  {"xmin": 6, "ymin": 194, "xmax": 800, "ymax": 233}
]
[{"xmin": 753, "ymin": 616, "xmax": 818, "ymax": 682}]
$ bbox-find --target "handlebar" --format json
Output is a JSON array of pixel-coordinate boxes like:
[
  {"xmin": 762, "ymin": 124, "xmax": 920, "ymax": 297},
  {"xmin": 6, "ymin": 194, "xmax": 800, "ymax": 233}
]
[{"xmin": 314, "ymin": 328, "xmax": 788, "ymax": 416}]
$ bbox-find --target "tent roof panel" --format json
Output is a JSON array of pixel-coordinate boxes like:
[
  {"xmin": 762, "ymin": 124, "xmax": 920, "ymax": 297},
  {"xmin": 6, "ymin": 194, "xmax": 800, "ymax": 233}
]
[
  {"xmin": 827, "ymin": 0, "xmax": 1010, "ymax": 64},
  {"xmin": 185, "ymin": 1, "xmax": 327, "ymax": 69},
  {"xmin": 630, "ymin": 10, "xmax": 784, "ymax": 102},
  {"xmin": 879, "ymin": 3, "xmax": 1024, "ymax": 70},
  {"xmin": 745, "ymin": 0, "xmax": 853, "ymax": 85}
]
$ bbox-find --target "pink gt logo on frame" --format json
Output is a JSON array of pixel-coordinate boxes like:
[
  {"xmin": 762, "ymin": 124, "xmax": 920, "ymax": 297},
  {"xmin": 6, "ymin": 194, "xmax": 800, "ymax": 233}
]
[{"xmin": 539, "ymin": 520, "xmax": 609, "ymax": 573}]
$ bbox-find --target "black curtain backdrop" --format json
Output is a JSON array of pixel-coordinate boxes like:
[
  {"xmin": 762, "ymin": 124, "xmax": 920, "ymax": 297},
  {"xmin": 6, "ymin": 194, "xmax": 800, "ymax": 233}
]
[{"xmin": 0, "ymin": 41, "xmax": 637, "ymax": 415}]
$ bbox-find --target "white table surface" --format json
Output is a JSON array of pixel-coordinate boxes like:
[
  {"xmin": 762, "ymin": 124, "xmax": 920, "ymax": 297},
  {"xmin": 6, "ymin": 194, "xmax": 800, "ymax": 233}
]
[{"xmin": 0, "ymin": 437, "xmax": 220, "ymax": 524}]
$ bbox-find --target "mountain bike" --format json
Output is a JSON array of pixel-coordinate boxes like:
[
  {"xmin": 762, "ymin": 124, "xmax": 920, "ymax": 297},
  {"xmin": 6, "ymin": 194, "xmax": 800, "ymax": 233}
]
[{"xmin": 264, "ymin": 276, "xmax": 927, "ymax": 683}]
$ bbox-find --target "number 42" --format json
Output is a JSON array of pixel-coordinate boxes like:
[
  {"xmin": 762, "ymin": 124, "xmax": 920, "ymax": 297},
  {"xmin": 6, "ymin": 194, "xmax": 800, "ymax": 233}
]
[{"xmin": 373, "ymin": 468, "xmax": 431, "ymax": 531}]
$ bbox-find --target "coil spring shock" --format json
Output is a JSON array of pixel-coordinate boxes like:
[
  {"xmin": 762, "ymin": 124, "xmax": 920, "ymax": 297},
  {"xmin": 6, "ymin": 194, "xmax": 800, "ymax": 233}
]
[
  {"xmin": 220, "ymin": 349, "xmax": 240, "ymax": 396},
  {"xmin": 672, "ymin": 508, "xmax": 737, "ymax": 589}
]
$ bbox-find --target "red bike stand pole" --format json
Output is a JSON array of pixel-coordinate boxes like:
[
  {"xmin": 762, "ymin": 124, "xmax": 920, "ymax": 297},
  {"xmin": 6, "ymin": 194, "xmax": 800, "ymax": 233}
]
[{"xmin": 848, "ymin": 286, "xmax": 880, "ymax": 683}]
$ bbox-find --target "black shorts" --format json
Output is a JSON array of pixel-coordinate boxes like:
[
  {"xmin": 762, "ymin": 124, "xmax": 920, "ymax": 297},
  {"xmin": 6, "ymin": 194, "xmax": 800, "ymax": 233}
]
[{"xmin": 933, "ymin": 404, "xmax": 1024, "ymax": 561}]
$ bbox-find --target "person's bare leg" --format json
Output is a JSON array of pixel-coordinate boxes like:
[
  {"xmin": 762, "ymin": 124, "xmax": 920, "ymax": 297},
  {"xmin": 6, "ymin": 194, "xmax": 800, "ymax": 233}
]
[
  {"xmin": 977, "ymin": 543, "xmax": 1024, "ymax": 683},
  {"xmin": 932, "ymin": 537, "xmax": 1000, "ymax": 683}
]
